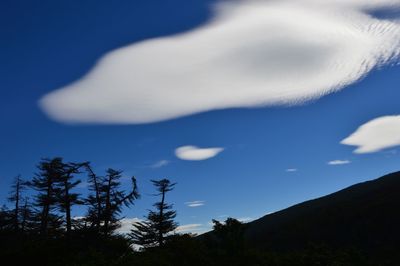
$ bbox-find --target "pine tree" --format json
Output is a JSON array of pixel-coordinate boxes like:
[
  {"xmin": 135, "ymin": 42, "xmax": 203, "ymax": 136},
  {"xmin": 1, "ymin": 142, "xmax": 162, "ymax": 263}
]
[
  {"xmin": 102, "ymin": 168, "xmax": 140, "ymax": 235},
  {"xmin": 85, "ymin": 166, "xmax": 140, "ymax": 235},
  {"xmin": 30, "ymin": 158, "xmax": 64, "ymax": 236},
  {"xmin": 20, "ymin": 197, "xmax": 34, "ymax": 233},
  {"xmin": 7, "ymin": 175, "xmax": 27, "ymax": 232},
  {"xmin": 84, "ymin": 163, "xmax": 103, "ymax": 232},
  {"xmin": 57, "ymin": 161, "xmax": 87, "ymax": 236},
  {"xmin": 130, "ymin": 178, "xmax": 177, "ymax": 248},
  {"xmin": 0, "ymin": 205, "xmax": 12, "ymax": 231}
]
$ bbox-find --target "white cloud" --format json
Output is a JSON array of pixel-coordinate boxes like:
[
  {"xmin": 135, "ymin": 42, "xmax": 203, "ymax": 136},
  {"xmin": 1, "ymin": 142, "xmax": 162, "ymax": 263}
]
[
  {"xmin": 341, "ymin": 115, "xmax": 400, "ymax": 153},
  {"xmin": 328, "ymin": 159, "xmax": 351, "ymax": 165},
  {"xmin": 117, "ymin": 217, "xmax": 143, "ymax": 234},
  {"xmin": 185, "ymin": 200, "xmax": 205, "ymax": 207},
  {"xmin": 39, "ymin": 0, "xmax": 400, "ymax": 124},
  {"xmin": 150, "ymin": 159, "xmax": 169, "ymax": 168},
  {"xmin": 286, "ymin": 168, "xmax": 298, "ymax": 172},
  {"xmin": 175, "ymin": 224, "xmax": 204, "ymax": 234},
  {"xmin": 175, "ymin": 145, "xmax": 224, "ymax": 160}
]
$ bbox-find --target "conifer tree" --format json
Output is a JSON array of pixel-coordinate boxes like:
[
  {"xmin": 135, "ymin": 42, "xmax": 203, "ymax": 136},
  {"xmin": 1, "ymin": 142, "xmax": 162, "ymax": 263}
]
[
  {"xmin": 7, "ymin": 175, "xmax": 27, "ymax": 232},
  {"xmin": 0, "ymin": 205, "xmax": 12, "ymax": 231},
  {"xmin": 102, "ymin": 168, "xmax": 140, "ymax": 235},
  {"xmin": 20, "ymin": 197, "xmax": 34, "ymax": 233},
  {"xmin": 57, "ymin": 162, "xmax": 87, "ymax": 236},
  {"xmin": 30, "ymin": 158, "xmax": 64, "ymax": 236},
  {"xmin": 85, "ymin": 164, "xmax": 103, "ymax": 231},
  {"xmin": 85, "ymin": 166, "xmax": 140, "ymax": 235},
  {"xmin": 130, "ymin": 178, "xmax": 177, "ymax": 248}
]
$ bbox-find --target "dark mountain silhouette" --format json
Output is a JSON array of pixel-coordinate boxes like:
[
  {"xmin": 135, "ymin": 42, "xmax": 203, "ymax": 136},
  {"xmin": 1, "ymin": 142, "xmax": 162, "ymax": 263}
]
[{"xmin": 244, "ymin": 171, "xmax": 400, "ymax": 254}]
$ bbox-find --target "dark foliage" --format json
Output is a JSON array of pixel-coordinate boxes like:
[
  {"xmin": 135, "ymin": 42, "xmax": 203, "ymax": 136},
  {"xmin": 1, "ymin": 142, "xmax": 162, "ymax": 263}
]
[
  {"xmin": 7, "ymin": 175, "xmax": 28, "ymax": 232},
  {"xmin": 57, "ymin": 161, "xmax": 87, "ymax": 236},
  {"xmin": 30, "ymin": 158, "xmax": 66, "ymax": 236},
  {"xmin": 84, "ymin": 166, "xmax": 140, "ymax": 235},
  {"xmin": 130, "ymin": 178, "xmax": 177, "ymax": 248}
]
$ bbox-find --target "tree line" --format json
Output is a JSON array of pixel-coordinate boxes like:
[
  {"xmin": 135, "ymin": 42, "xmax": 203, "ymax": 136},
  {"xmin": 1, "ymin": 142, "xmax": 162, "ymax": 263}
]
[
  {"xmin": 0, "ymin": 157, "xmax": 178, "ymax": 249},
  {"xmin": 0, "ymin": 157, "xmax": 374, "ymax": 266}
]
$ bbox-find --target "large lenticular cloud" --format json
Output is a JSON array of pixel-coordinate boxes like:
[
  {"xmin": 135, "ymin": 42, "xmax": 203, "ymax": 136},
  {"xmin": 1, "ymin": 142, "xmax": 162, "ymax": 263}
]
[{"xmin": 39, "ymin": 0, "xmax": 400, "ymax": 124}]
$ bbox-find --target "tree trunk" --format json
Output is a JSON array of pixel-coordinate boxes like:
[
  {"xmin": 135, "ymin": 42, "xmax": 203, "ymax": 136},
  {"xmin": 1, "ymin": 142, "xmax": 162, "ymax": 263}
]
[
  {"xmin": 104, "ymin": 175, "xmax": 112, "ymax": 235},
  {"xmin": 94, "ymin": 176, "xmax": 101, "ymax": 230},
  {"xmin": 41, "ymin": 179, "xmax": 52, "ymax": 236},
  {"xmin": 86, "ymin": 166, "xmax": 102, "ymax": 230},
  {"xmin": 21, "ymin": 198, "xmax": 28, "ymax": 232},
  {"xmin": 158, "ymin": 188, "xmax": 166, "ymax": 246},
  {"xmin": 14, "ymin": 178, "xmax": 20, "ymax": 232},
  {"xmin": 64, "ymin": 177, "xmax": 71, "ymax": 237}
]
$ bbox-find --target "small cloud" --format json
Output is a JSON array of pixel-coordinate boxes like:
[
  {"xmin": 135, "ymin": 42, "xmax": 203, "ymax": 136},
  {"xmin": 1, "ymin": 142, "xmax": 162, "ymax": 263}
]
[
  {"xmin": 185, "ymin": 200, "xmax": 205, "ymax": 207},
  {"xmin": 175, "ymin": 146, "xmax": 224, "ymax": 161},
  {"xmin": 286, "ymin": 168, "xmax": 298, "ymax": 172},
  {"xmin": 150, "ymin": 159, "xmax": 169, "ymax": 168},
  {"xmin": 117, "ymin": 217, "xmax": 143, "ymax": 234},
  {"xmin": 328, "ymin": 160, "xmax": 351, "ymax": 165},
  {"xmin": 175, "ymin": 224, "xmax": 203, "ymax": 233},
  {"xmin": 341, "ymin": 115, "xmax": 400, "ymax": 153}
]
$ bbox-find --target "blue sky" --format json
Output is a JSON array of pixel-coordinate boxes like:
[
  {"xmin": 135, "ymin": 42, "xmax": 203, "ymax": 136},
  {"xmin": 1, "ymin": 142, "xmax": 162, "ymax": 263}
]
[{"xmin": 1, "ymin": 0, "xmax": 400, "ymax": 233}]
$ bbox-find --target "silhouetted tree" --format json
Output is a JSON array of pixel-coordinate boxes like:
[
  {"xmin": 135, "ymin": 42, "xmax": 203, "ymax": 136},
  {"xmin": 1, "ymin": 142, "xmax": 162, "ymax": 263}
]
[
  {"xmin": 84, "ymin": 166, "xmax": 140, "ymax": 235},
  {"xmin": 57, "ymin": 161, "xmax": 87, "ymax": 236},
  {"xmin": 212, "ymin": 217, "xmax": 248, "ymax": 254},
  {"xmin": 7, "ymin": 175, "xmax": 27, "ymax": 232},
  {"xmin": 20, "ymin": 197, "xmax": 34, "ymax": 233},
  {"xmin": 102, "ymin": 168, "xmax": 140, "ymax": 235},
  {"xmin": 85, "ymin": 164, "xmax": 103, "ymax": 231},
  {"xmin": 129, "ymin": 218, "xmax": 158, "ymax": 249},
  {"xmin": 0, "ymin": 205, "xmax": 12, "ymax": 231},
  {"xmin": 30, "ymin": 158, "xmax": 64, "ymax": 236},
  {"xmin": 130, "ymin": 178, "xmax": 177, "ymax": 248}
]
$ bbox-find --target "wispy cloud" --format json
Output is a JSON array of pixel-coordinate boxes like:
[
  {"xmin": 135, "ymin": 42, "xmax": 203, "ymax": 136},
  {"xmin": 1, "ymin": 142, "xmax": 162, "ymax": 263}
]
[
  {"xmin": 286, "ymin": 168, "xmax": 298, "ymax": 172},
  {"xmin": 175, "ymin": 224, "xmax": 204, "ymax": 234},
  {"xmin": 175, "ymin": 146, "xmax": 223, "ymax": 161},
  {"xmin": 328, "ymin": 160, "xmax": 351, "ymax": 165},
  {"xmin": 150, "ymin": 159, "xmax": 169, "ymax": 168},
  {"xmin": 185, "ymin": 200, "xmax": 205, "ymax": 207},
  {"xmin": 341, "ymin": 115, "xmax": 400, "ymax": 153},
  {"xmin": 40, "ymin": 0, "xmax": 400, "ymax": 124}
]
